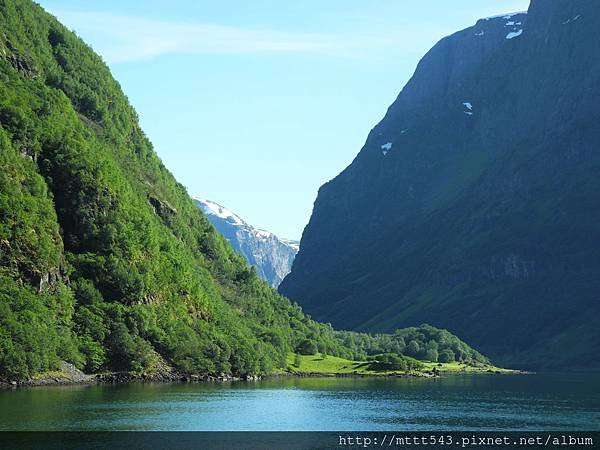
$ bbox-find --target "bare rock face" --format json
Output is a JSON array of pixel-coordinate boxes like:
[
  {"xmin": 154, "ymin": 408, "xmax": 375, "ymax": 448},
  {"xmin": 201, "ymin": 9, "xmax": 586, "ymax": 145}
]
[
  {"xmin": 0, "ymin": 33, "xmax": 37, "ymax": 78},
  {"xmin": 16, "ymin": 361, "xmax": 93, "ymax": 386},
  {"xmin": 194, "ymin": 198, "xmax": 298, "ymax": 288},
  {"xmin": 58, "ymin": 361, "xmax": 92, "ymax": 383},
  {"xmin": 148, "ymin": 195, "xmax": 177, "ymax": 218},
  {"xmin": 280, "ymin": 0, "xmax": 600, "ymax": 370}
]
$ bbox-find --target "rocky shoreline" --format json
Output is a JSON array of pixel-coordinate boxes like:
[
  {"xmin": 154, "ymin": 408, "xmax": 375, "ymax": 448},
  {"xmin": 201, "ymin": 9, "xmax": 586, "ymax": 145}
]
[
  {"xmin": 1, "ymin": 360, "xmax": 452, "ymax": 389},
  {"xmin": 1, "ymin": 359, "xmax": 526, "ymax": 389},
  {"xmin": 0, "ymin": 360, "xmax": 264, "ymax": 389}
]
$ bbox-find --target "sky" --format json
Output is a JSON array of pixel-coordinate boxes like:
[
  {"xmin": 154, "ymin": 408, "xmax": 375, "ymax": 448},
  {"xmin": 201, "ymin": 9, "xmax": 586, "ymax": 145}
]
[{"xmin": 38, "ymin": 0, "xmax": 530, "ymax": 240}]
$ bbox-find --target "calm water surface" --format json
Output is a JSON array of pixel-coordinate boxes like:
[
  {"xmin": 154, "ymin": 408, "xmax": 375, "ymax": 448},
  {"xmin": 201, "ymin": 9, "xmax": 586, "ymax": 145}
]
[{"xmin": 0, "ymin": 373, "xmax": 598, "ymax": 431}]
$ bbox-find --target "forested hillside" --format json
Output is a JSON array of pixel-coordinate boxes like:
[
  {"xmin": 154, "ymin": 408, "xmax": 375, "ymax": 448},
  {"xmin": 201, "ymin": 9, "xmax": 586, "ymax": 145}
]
[
  {"xmin": 0, "ymin": 0, "xmax": 349, "ymax": 379},
  {"xmin": 0, "ymin": 0, "xmax": 488, "ymax": 381}
]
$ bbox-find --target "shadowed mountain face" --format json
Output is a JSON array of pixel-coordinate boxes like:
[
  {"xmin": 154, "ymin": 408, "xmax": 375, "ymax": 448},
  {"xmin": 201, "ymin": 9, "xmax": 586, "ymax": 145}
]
[
  {"xmin": 194, "ymin": 199, "xmax": 298, "ymax": 287},
  {"xmin": 280, "ymin": 0, "xmax": 600, "ymax": 370}
]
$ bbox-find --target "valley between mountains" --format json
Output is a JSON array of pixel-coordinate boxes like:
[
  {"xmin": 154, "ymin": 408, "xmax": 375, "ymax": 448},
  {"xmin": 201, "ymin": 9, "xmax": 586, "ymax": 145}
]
[
  {"xmin": 1, "ymin": 0, "xmax": 596, "ymax": 387},
  {"xmin": 0, "ymin": 0, "xmax": 499, "ymax": 384}
]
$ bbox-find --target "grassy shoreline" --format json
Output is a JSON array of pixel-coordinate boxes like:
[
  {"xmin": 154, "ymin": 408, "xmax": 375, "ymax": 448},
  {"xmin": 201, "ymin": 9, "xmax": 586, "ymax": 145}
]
[{"xmin": 282, "ymin": 353, "xmax": 518, "ymax": 377}]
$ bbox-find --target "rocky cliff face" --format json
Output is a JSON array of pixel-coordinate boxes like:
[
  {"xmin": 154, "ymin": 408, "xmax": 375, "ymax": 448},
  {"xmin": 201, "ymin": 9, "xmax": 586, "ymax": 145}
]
[
  {"xmin": 280, "ymin": 0, "xmax": 600, "ymax": 369},
  {"xmin": 194, "ymin": 199, "xmax": 298, "ymax": 287}
]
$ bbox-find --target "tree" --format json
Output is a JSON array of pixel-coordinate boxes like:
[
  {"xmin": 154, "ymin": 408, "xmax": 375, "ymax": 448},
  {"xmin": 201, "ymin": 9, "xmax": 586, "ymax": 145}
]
[
  {"xmin": 293, "ymin": 353, "xmax": 301, "ymax": 368},
  {"xmin": 406, "ymin": 340, "xmax": 420, "ymax": 356},
  {"xmin": 425, "ymin": 348, "xmax": 439, "ymax": 362},
  {"xmin": 425, "ymin": 340, "xmax": 439, "ymax": 362},
  {"xmin": 439, "ymin": 349, "xmax": 456, "ymax": 363},
  {"xmin": 296, "ymin": 339, "xmax": 318, "ymax": 355}
]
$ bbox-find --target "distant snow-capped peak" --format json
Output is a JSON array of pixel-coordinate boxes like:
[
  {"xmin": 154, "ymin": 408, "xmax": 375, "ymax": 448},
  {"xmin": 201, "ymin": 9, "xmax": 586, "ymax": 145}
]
[
  {"xmin": 193, "ymin": 197, "xmax": 299, "ymax": 287},
  {"xmin": 194, "ymin": 197, "xmax": 245, "ymax": 226}
]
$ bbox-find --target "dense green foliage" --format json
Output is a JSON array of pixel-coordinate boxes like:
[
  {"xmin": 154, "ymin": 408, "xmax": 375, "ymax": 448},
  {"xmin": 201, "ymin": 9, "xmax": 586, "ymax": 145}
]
[
  {"xmin": 0, "ymin": 275, "xmax": 81, "ymax": 379},
  {"xmin": 0, "ymin": 0, "xmax": 327, "ymax": 379},
  {"xmin": 0, "ymin": 0, "xmax": 489, "ymax": 381},
  {"xmin": 296, "ymin": 339, "xmax": 319, "ymax": 355},
  {"xmin": 331, "ymin": 324, "xmax": 488, "ymax": 364}
]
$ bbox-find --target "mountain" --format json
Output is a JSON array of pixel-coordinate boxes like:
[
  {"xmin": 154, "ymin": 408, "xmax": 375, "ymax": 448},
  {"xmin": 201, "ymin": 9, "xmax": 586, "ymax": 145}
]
[
  {"xmin": 280, "ymin": 0, "xmax": 600, "ymax": 370},
  {"xmin": 0, "ymin": 0, "xmax": 359, "ymax": 381},
  {"xmin": 0, "ymin": 0, "xmax": 491, "ymax": 381},
  {"xmin": 194, "ymin": 198, "xmax": 298, "ymax": 287}
]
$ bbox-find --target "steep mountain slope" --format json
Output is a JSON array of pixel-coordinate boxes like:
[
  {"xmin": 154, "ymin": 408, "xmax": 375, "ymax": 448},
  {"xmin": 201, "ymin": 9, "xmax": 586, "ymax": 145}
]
[
  {"xmin": 0, "ymin": 0, "xmax": 350, "ymax": 380},
  {"xmin": 280, "ymin": 0, "xmax": 600, "ymax": 370},
  {"xmin": 194, "ymin": 198, "xmax": 298, "ymax": 288}
]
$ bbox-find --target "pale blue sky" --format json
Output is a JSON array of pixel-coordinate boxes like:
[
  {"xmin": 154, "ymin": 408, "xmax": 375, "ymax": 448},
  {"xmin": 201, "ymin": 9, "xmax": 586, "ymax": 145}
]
[{"xmin": 39, "ymin": 0, "xmax": 529, "ymax": 240}]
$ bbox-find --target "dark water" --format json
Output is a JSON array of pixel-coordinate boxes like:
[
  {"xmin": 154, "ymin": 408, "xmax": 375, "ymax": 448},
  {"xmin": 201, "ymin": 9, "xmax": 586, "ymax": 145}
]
[{"xmin": 0, "ymin": 373, "xmax": 598, "ymax": 431}]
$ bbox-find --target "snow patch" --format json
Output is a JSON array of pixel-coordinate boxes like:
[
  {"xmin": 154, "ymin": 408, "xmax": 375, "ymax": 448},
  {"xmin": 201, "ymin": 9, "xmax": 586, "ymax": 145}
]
[
  {"xmin": 506, "ymin": 29, "xmax": 523, "ymax": 39},
  {"xmin": 381, "ymin": 142, "xmax": 393, "ymax": 151},
  {"xmin": 464, "ymin": 111, "xmax": 473, "ymax": 116},
  {"xmin": 562, "ymin": 15, "xmax": 581, "ymax": 25},
  {"xmin": 475, "ymin": 30, "xmax": 485, "ymax": 36},
  {"xmin": 506, "ymin": 21, "xmax": 515, "ymax": 26},
  {"xmin": 255, "ymin": 229, "xmax": 273, "ymax": 239},
  {"xmin": 195, "ymin": 198, "xmax": 245, "ymax": 226},
  {"xmin": 463, "ymin": 102, "xmax": 473, "ymax": 110},
  {"xmin": 484, "ymin": 11, "xmax": 527, "ymax": 21}
]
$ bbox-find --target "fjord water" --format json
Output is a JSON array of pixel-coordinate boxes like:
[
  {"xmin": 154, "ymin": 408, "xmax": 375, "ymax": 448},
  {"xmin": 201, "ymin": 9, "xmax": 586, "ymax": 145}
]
[{"xmin": 0, "ymin": 374, "xmax": 598, "ymax": 431}]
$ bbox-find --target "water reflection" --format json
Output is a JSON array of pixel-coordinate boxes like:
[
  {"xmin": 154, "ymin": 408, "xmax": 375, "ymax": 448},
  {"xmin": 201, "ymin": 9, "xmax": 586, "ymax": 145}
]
[{"xmin": 0, "ymin": 374, "xmax": 598, "ymax": 431}]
